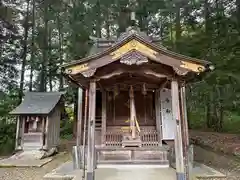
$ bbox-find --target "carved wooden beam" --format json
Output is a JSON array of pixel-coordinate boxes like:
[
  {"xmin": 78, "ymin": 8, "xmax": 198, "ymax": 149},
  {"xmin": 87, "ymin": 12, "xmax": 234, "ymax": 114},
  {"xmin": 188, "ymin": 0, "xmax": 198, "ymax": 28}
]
[
  {"xmin": 96, "ymin": 70, "xmax": 124, "ymax": 80},
  {"xmin": 120, "ymin": 50, "xmax": 148, "ymax": 65},
  {"xmin": 143, "ymin": 69, "xmax": 167, "ymax": 78},
  {"xmin": 96, "ymin": 68, "xmax": 168, "ymax": 81},
  {"xmin": 104, "ymin": 83, "xmax": 160, "ymax": 91}
]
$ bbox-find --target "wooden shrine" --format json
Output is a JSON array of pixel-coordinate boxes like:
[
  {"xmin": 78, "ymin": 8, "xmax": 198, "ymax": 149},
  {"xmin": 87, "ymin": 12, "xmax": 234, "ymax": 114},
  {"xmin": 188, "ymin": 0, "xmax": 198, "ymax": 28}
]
[
  {"xmin": 10, "ymin": 92, "xmax": 64, "ymax": 152},
  {"xmin": 62, "ymin": 21, "xmax": 213, "ymax": 180}
]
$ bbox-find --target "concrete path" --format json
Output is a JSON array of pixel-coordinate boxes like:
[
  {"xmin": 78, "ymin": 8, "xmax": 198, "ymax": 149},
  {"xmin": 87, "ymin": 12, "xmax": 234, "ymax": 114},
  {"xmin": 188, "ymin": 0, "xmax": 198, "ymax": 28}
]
[
  {"xmin": 45, "ymin": 163, "xmax": 176, "ymax": 180},
  {"xmin": 44, "ymin": 161, "xmax": 226, "ymax": 180}
]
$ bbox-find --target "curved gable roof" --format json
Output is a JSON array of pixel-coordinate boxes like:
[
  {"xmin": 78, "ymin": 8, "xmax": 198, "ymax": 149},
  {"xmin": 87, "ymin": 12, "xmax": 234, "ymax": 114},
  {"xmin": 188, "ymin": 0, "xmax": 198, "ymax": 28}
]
[{"xmin": 62, "ymin": 32, "xmax": 211, "ymax": 71}]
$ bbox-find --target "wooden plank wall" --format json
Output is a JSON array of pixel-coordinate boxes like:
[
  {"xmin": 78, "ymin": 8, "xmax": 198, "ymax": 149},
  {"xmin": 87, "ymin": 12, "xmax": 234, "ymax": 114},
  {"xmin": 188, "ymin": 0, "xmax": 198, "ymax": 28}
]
[{"xmin": 47, "ymin": 106, "xmax": 61, "ymax": 149}]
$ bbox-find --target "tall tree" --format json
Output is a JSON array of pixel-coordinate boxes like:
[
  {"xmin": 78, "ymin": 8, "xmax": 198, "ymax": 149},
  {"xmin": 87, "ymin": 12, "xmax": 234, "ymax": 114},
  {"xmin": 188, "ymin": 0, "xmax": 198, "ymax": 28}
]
[
  {"xmin": 39, "ymin": 0, "xmax": 49, "ymax": 92},
  {"xmin": 29, "ymin": 0, "xmax": 36, "ymax": 91},
  {"xmin": 19, "ymin": 0, "xmax": 30, "ymax": 99}
]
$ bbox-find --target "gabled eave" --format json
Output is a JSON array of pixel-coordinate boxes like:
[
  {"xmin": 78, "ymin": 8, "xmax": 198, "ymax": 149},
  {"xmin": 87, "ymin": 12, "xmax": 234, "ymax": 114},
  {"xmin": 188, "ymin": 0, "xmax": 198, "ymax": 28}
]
[{"xmin": 62, "ymin": 33, "xmax": 212, "ymax": 71}]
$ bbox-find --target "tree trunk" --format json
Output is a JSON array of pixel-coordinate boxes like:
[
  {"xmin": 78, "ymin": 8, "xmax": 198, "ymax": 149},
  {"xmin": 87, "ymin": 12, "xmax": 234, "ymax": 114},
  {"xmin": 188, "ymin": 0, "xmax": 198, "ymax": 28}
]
[
  {"xmin": 138, "ymin": 2, "xmax": 148, "ymax": 32},
  {"xmin": 29, "ymin": 0, "xmax": 35, "ymax": 91},
  {"xmin": 39, "ymin": 0, "xmax": 49, "ymax": 92},
  {"xmin": 96, "ymin": 0, "xmax": 101, "ymax": 38},
  {"xmin": 169, "ymin": 11, "xmax": 174, "ymax": 48},
  {"xmin": 57, "ymin": 14, "xmax": 64, "ymax": 91},
  {"xmin": 48, "ymin": 25, "xmax": 53, "ymax": 91},
  {"xmin": 206, "ymin": 94, "xmax": 212, "ymax": 129},
  {"xmin": 118, "ymin": 7, "xmax": 129, "ymax": 35},
  {"xmin": 175, "ymin": 2, "xmax": 181, "ymax": 50},
  {"xmin": 73, "ymin": 88, "xmax": 78, "ymax": 138},
  {"xmin": 105, "ymin": 9, "xmax": 110, "ymax": 39},
  {"xmin": 237, "ymin": 0, "xmax": 240, "ymax": 30},
  {"xmin": 204, "ymin": 0, "xmax": 211, "ymax": 35},
  {"xmin": 216, "ymin": 86, "xmax": 224, "ymax": 132},
  {"xmin": 19, "ymin": 0, "xmax": 30, "ymax": 100}
]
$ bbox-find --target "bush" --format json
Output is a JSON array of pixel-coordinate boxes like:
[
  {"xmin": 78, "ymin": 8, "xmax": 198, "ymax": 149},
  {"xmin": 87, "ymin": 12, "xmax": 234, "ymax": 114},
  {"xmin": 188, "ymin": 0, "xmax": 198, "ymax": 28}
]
[
  {"xmin": 0, "ymin": 119, "xmax": 16, "ymax": 155},
  {"xmin": 60, "ymin": 119, "xmax": 74, "ymax": 140},
  {"xmin": 60, "ymin": 106, "xmax": 74, "ymax": 140}
]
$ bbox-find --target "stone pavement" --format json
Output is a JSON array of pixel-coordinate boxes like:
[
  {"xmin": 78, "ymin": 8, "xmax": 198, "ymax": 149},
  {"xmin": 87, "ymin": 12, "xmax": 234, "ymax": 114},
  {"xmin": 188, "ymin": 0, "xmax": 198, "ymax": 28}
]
[
  {"xmin": 44, "ymin": 161, "xmax": 226, "ymax": 180},
  {"xmin": 0, "ymin": 150, "xmax": 53, "ymax": 167}
]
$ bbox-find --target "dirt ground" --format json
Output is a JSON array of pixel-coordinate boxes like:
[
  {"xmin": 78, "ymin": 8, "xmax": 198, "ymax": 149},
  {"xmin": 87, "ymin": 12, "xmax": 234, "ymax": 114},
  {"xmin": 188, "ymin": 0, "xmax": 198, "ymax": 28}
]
[
  {"xmin": 191, "ymin": 130, "xmax": 240, "ymax": 180},
  {"xmin": 0, "ymin": 152, "xmax": 70, "ymax": 180},
  {"xmin": 190, "ymin": 130, "xmax": 240, "ymax": 156},
  {"xmin": 194, "ymin": 146, "xmax": 240, "ymax": 180}
]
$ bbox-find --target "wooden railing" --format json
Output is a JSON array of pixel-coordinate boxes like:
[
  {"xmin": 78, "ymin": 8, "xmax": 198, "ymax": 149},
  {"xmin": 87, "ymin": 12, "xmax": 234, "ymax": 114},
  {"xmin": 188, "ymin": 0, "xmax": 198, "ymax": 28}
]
[
  {"xmin": 140, "ymin": 130, "xmax": 159, "ymax": 147},
  {"xmin": 104, "ymin": 129, "xmax": 160, "ymax": 147},
  {"xmin": 105, "ymin": 131, "xmax": 122, "ymax": 147}
]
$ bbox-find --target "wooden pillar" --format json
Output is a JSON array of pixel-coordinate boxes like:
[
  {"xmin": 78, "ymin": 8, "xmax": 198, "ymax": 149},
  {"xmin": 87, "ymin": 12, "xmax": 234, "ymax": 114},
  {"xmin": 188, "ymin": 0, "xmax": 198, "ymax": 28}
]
[
  {"xmin": 42, "ymin": 117, "xmax": 46, "ymax": 149},
  {"xmin": 155, "ymin": 89, "xmax": 162, "ymax": 145},
  {"xmin": 87, "ymin": 80, "xmax": 96, "ymax": 180},
  {"xmin": 101, "ymin": 90, "xmax": 107, "ymax": 146},
  {"xmin": 20, "ymin": 116, "xmax": 26, "ymax": 148},
  {"xmin": 180, "ymin": 84, "xmax": 191, "ymax": 180},
  {"xmin": 45, "ymin": 116, "xmax": 49, "ymax": 149},
  {"xmin": 77, "ymin": 88, "xmax": 83, "ymax": 146},
  {"xmin": 15, "ymin": 116, "xmax": 20, "ymax": 150},
  {"xmin": 171, "ymin": 80, "xmax": 185, "ymax": 180},
  {"xmin": 129, "ymin": 86, "xmax": 136, "ymax": 139},
  {"xmin": 82, "ymin": 89, "xmax": 89, "ymax": 177}
]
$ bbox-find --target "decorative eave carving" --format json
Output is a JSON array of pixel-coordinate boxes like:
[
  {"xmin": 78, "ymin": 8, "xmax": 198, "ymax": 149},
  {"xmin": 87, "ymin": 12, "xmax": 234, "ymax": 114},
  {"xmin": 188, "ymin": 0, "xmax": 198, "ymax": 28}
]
[
  {"xmin": 65, "ymin": 63, "xmax": 89, "ymax": 75},
  {"xmin": 81, "ymin": 68, "xmax": 96, "ymax": 77},
  {"xmin": 117, "ymin": 26, "xmax": 152, "ymax": 42},
  {"xmin": 120, "ymin": 51, "xmax": 148, "ymax": 65},
  {"xmin": 180, "ymin": 61, "xmax": 205, "ymax": 73},
  {"xmin": 173, "ymin": 67, "xmax": 189, "ymax": 76},
  {"xmin": 65, "ymin": 63, "xmax": 96, "ymax": 77},
  {"xmin": 173, "ymin": 61, "xmax": 206, "ymax": 75},
  {"xmin": 110, "ymin": 39, "xmax": 158, "ymax": 60}
]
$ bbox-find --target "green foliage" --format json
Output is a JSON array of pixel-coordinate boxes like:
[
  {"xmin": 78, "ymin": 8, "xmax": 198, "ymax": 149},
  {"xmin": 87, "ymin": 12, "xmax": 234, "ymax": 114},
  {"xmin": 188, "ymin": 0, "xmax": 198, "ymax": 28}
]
[
  {"xmin": 221, "ymin": 113, "xmax": 240, "ymax": 134},
  {"xmin": 0, "ymin": 120, "xmax": 16, "ymax": 155},
  {"xmin": 189, "ymin": 111, "xmax": 240, "ymax": 134},
  {"xmin": 60, "ymin": 107, "xmax": 74, "ymax": 140},
  {"xmin": 0, "ymin": 89, "xmax": 19, "ymax": 155},
  {"xmin": 0, "ymin": 0, "xmax": 239, "ymax": 158}
]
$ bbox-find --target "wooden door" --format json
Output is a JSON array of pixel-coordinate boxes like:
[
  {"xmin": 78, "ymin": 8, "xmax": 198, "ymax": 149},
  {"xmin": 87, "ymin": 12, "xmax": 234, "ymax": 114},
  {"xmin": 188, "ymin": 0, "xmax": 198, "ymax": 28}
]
[{"xmin": 107, "ymin": 91, "xmax": 155, "ymax": 126}]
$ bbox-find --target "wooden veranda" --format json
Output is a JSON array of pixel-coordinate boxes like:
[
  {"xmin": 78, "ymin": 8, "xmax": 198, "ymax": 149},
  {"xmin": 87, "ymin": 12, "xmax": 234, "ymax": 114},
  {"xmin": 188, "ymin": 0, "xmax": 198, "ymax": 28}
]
[{"xmin": 62, "ymin": 24, "xmax": 213, "ymax": 180}]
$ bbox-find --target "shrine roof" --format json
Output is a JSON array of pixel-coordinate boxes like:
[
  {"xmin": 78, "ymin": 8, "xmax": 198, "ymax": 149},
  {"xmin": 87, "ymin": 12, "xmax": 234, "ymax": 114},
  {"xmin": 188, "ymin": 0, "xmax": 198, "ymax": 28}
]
[
  {"xmin": 63, "ymin": 26, "xmax": 212, "ymax": 70},
  {"xmin": 10, "ymin": 92, "xmax": 65, "ymax": 115}
]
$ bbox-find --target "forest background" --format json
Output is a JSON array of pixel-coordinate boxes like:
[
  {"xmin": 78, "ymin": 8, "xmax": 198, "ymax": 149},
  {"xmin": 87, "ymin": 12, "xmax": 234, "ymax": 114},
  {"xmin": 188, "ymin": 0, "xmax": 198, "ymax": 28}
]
[{"xmin": 0, "ymin": 0, "xmax": 239, "ymax": 155}]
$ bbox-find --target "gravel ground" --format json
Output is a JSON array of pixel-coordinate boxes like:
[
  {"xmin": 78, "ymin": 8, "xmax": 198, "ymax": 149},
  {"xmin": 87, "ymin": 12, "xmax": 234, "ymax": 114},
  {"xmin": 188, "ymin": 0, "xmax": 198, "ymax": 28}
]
[
  {"xmin": 0, "ymin": 152, "xmax": 70, "ymax": 180},
  {"xmin": 194, "ymin": 145, "xmax": 240, "ymax": 180}
]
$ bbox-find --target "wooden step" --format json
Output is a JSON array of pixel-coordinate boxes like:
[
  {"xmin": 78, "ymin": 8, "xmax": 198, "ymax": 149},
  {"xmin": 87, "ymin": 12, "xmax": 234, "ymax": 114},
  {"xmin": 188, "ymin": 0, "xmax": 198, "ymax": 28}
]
[
  {"xmin": 95, "ymin": 145, "xmax": 170, "ymax": 166},
  {"xmin": 98, "ymin": 159, "xmax": 169, "ymax": 166}
]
